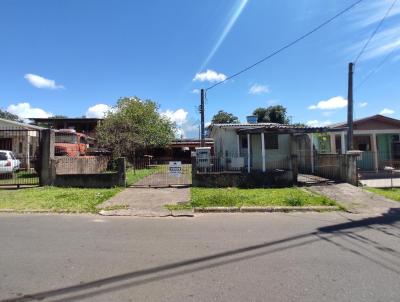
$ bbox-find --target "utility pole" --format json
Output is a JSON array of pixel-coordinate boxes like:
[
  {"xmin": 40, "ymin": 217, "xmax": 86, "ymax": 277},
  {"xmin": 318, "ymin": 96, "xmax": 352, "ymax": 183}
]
[
  {"xmin": 200, "ymin": 88, "xmax": 205, "ymax": 147},
  {"xmin": 347, "ymin": 62, "xmax": 354, "ymax": 151}
]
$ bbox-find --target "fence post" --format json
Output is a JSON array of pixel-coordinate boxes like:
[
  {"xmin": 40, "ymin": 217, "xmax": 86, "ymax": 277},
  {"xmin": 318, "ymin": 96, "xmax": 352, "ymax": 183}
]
[
  {"xmin": 117, "ymin": 157, "xmax": 126, "ymax": 187},
  {"xmin": 291, "ymin": 154, "xmax": 298, "ymax": 185},
  {"xmin": 39, "ymin": 129, "xmax": 55, "ymax": 186},
  {"xmin": 344, "ymin": 151, "xmax": 362, "ymax": 186},
  {"xmin": 191, "ymin": 155, "xmax": 197, "ymax": 186}
]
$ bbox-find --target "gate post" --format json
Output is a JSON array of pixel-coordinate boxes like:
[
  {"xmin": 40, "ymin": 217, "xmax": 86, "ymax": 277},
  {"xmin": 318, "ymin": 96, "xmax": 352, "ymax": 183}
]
[
  {"xmin": 344, "ymin": 151, "xmax": 362, "ymax": 186},
  {"xmin": 291, "ymin": 154, "xmax": 298, "ymax": 185},
  {"xmin": 39, "ymin": 129, "xmax": 55, "ymax": 186},
  {"xmin": 117, "ymin": 157, "xmax": 126, "ymax": 187}
]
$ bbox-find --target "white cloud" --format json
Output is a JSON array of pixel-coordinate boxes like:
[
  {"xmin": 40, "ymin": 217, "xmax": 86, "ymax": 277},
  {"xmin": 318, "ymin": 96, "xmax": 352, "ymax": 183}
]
[
  {"xmin": 308, "ymin": 96, "xmax": 348, "ymax": 110},
  {"xmin": 161, "ymin": 109, "xmax": 188, "ymax": 126},
  {"xmin": 359, "ymin": 102, "xmax": 368, "ymax": 108},
  {"xmin": 306, "ymin": 120, "xmax": 332, "ymax": 127},
  {"xmin": 85, "ymin": 104, "xmax": 111, "ymax": 118},
  {"xmin": 24, "ymin": 73, "xmax": 64, "ymax": 90},
  {"xmin": 193, "ymin": 70, "xmax": 227, "ymax": 83},
  {"xmin": 160, "ymin": 109, "xmax": 201, "ymax": 138},
  {"xmin": 349, "ymin": 1, "xmax": 400, "ymax": 61},
  {"xmin": 380, "ymin": 108, "xmax": 395, "ymax": 115},
  {"xmin": 249, "ymin": 83, "xmax": 269, "ymax": 95},
  {"xmin": 191, "ymin": 89, "xmax": 200, "ymax": 94},
  {"xmin": 7, "ymin": 102, "xmax": 52, "ymax": 120}
]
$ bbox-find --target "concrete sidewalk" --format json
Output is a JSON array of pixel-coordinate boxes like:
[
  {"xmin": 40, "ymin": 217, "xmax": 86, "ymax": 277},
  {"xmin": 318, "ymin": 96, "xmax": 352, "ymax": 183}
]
[
  {"xmin": 308, "ymin": 183, "xmax": 400, "ymax": 214},
  {"xmin": 98, "ymin": 187, "xmax": 190, "ymax": 217}
]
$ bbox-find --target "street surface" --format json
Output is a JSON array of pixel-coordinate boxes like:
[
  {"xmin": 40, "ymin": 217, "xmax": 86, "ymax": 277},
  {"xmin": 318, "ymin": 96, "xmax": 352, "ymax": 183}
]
[{"xmin": 1, "ymin": 211, "xmax": 399, "ymax": 302}]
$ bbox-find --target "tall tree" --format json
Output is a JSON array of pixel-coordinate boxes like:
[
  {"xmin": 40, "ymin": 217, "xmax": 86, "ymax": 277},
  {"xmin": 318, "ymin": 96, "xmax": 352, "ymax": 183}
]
[
  {"xmin": 253, "ymin": 105, "xmax": 290, "ymax": 124},
  {"xmin": 211, "ymin": 110, "xmax": 240, "ymax": 124},
  {"xmin": 96, "ymin": 97, "xmax": 175, "ymax": 160},
  {"xmin": 0, "ymin": 109, "xmax": 20, "ymax": 122}
]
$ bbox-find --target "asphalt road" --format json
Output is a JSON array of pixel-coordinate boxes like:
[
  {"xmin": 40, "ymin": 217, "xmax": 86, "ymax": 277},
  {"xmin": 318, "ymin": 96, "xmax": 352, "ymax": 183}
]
[{"xmin": 1, "ymin": 210, "xmax": 400, "ymax": 302}]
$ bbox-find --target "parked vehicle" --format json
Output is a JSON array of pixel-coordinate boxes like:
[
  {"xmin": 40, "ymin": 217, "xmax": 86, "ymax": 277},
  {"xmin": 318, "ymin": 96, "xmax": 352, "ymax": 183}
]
[
  {"xmin": 0, "ymin": 150, "xmax": 21, "ymax": 175},
  {"xmin": 54, "ymin": 129, "xmax": 90, "ymax": 157}
]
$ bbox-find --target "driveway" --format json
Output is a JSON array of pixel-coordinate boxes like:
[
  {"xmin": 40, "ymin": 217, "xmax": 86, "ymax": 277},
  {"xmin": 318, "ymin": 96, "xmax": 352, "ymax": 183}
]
[
  {"xmin": 98, "ymin": 187, "xmax": 190, "ymax": 217},
  {"xmin": 1, "ymin": 211, "xmax": 400, "ymax": 302},
  {"xmin": 308, "ymin": 183, "xmax": 400, "ymax": 214}
]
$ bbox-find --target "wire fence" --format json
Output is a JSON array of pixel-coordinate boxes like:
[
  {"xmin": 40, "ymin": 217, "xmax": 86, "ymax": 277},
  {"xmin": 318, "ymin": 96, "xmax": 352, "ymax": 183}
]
[{"xmin": 0, "ymin": 129, "xmax": 40, "ymax": 186}]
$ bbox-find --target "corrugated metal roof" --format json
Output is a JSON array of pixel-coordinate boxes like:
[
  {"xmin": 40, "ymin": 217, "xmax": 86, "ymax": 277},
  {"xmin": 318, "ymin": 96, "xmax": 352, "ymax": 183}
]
[
  {"xmin": 0, "ymin": 118, "xmax": 46, "ymax": 130},
  {"xmin": 211, "ymin": 123, "xmax": 326, "ymax": 130}
]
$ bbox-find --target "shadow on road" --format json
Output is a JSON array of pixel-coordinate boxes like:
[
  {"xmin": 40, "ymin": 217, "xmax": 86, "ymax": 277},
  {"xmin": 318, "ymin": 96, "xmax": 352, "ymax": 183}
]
[{"xmin": 3, "ymin": 208, "xmax": 400, "ymax": 302}]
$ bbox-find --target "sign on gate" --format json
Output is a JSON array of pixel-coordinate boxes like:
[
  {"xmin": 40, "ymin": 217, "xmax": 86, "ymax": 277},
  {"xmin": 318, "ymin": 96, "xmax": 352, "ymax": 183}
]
[{"xmin": 169, "ymin": 161, "xmax": 182, "ymax": 177}]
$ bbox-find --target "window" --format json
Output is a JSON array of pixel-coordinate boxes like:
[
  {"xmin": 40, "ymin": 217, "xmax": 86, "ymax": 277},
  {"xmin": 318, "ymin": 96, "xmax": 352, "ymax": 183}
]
[
  {"xmin": 19, "ymin": 142, "xmax": 23, "ymax": 154},
  {"xmin": 265, "ymin": 134, "xmax": 279, "ymax": 150},
  {"xmin": 354, "ymin": 135, "xmax": 371, "ymax": 151},
  {"xmin": 0, "ymin": 152, "xmax": 7, "ymax": 160},
  {"xmin": 241, "ymin": 136, "xmax": 248, "ymax": 148}
]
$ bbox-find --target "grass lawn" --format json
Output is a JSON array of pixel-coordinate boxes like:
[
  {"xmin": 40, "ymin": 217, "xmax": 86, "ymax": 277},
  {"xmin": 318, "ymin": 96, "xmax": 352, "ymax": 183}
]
[
  {"xmin": 125, "ymin": 168, "xmax": 158, "ymax": 186},
  {"xmin": 0, "ymin": 186, "xmax": 122, "ymax": 213},
  {"xmin": 365, "ymin": 187, "xmax": 400, "ymax": 202},
  {"xmin": 167, "ymin": 187, "xmax": 338, "ymax": 210}
]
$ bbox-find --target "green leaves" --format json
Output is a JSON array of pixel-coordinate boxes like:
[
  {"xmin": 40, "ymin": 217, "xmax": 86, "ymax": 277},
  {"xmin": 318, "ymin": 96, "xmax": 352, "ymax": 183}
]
[{"xmin": 97, "ymin": 96, "xmax": 175, "ymax": 158}]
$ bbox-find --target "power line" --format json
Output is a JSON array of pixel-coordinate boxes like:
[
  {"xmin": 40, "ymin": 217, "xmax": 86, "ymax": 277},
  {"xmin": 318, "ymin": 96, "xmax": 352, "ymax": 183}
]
[
  {"xmin": 354, "ymin": 0, "xmax": 398, "ymax": 64},
  {"xmin": 355, "ymin": 47, "xmax": 398, "ymax": 90},
  {"xmin": 206, "ymin": 0, "xmax": 365, "ymax": 91}
]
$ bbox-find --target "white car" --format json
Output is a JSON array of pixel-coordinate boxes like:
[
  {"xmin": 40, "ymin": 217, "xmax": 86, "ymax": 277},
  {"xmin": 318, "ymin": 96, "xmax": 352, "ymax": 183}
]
[{"xmin": 0, "ymin": 150, "xmax": 21, "ymax": 175}]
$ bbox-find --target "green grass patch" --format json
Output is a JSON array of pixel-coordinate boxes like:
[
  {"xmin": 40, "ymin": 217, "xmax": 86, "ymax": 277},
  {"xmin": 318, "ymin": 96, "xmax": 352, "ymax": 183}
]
[
  {"xmin": 166, "ymin": 187, "xmax": 337, "ymax": 210},
  {"xmin": 0, "ymin": 186, "xmax": 122, "ymax": 213},
  {"xmin": 125, "ymin": 168, "xmax": 159, "ymax": 186},
  {"xmin": 365, "ymin": 187, "xmax": 400, "ymax": 202}
]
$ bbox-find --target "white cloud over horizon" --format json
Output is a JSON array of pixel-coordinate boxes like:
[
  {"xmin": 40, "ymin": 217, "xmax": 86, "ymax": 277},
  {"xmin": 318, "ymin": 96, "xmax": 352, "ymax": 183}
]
[
  {"xmin": 359, "ymin": 102, "xmax": 368, "ymax": 108},
  {"xmin": 380, "ymin": 108, "xmax": 395, "ymax": 115},
  {"xmin": 308, "ymin": 96, "xmax": 348, "ymax": 110},
  {"xmin": 85, "ymin": 104, "xmax": 111, "ymax": 118},
  {"xmin": 24, "ymin": 73, "xmax": 64, "ymax": 90},
  {"xmin": 7, "ymin": 102, "xmax": 53, "ymax": 120},
  {"xmin": 193, "ymin": 70, "xmax": 227, "ymax": 83},
  {"xmin": 248, "ymin": 83, "xmax": 270, "ymax": 95},
  {"xmin": 161, "ymin": 108, "xmax": 199, "ymax": 138},
  {"xmin": 306, "ymin": 120, "xmax": 332, "ymax": 127}
]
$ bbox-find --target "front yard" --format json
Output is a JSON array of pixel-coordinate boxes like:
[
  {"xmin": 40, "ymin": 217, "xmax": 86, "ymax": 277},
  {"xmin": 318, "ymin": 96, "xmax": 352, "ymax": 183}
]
[
  {"xmin": 365, "ymin": 187, "xmax": 400, "ymax": 202},
  {"xmin": 0, "ymin": 187, "xmax": 122, "ymax": 213},
  {"xmin": 167, "ymin": 187, "xmax": 338, "ymax": 210}
]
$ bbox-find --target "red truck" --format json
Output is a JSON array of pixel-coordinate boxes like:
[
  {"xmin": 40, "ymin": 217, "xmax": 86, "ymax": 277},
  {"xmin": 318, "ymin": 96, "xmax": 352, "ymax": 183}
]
[{"xmin": 54, "ymin": 129, "xmax": 90, "ymax": 157}]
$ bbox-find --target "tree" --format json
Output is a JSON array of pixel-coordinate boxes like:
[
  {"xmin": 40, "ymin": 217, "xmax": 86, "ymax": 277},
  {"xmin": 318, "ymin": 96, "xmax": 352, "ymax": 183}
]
[
  {"xmin": 0, "ymin": 109, "xmax": 20, "ymax": 122},
  {"xmin": 211, "ymin": 110, "xmax": 240, "ymax": 124},
  {"xmin": 253, "ymin": 105, "xmax": 290, "ymax": 124},
  {"xmin": 96, "ymin": 97, "xmax": 175, "ymax": 160}
]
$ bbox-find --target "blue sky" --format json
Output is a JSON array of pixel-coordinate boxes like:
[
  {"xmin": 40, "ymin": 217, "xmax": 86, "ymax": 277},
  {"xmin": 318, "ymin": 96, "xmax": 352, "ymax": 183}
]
[{"xmin": 1, "ymin": 0, "xmax": 399, "ymax": 138}]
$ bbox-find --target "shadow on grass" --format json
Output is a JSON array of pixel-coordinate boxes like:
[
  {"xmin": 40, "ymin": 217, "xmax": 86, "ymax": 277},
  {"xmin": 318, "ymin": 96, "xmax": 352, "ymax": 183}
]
[{"xmin": 3, "ymin": 208, "xmax": 400, "ymax": 302}]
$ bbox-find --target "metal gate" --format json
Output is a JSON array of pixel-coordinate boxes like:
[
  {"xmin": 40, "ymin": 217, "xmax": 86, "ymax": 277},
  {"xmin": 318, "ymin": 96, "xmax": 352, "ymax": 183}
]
[
  {"xmin": 129, "ymin": 158, "xmax": 192, "ymax": 187},
  {"xmin": 296, "ymin": 149, "xmax": 343, "ymax": 184},
  {"xmin": 0, "ymin": 129, "xmax": 40, "ymax": 187}
]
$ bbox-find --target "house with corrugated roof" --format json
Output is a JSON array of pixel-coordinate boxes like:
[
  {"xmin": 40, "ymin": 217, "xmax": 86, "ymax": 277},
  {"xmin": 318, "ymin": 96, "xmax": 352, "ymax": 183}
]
[
  {"xmin": 0, "ymin": 118, "xmax": 44, "ymax": 170},
  {"xmin": 209, "ymin": 115, "xmax": 344, "ymax": 174},
  {"xmin": 326, "ymin": 114, "xmax": 400, "ymax": 172}
]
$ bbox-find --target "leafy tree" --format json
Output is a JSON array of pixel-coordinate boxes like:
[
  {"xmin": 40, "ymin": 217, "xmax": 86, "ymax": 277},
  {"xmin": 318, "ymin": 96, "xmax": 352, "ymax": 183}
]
[
  {"xmin": 253, "ymin": 105, "xmax": 290, "ymax": 124},
  {"xmin": 0, "ymin": 109, "xmax": 21, "ymax": 122},
  {"xmin": 96, "ymin": 97, "xmax": 175, "ymax": 160},
  {"xmin": 210, "ymin": 110, "xmax": 240, "ymax": 124}
]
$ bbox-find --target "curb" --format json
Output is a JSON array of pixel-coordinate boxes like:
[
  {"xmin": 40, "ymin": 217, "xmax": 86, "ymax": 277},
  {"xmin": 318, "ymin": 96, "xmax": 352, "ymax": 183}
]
[
  {"xmin": 0, "ymin": 209, "xmax": 84, "ymax": 214},
  {"xmin": 194, "ymin": 206, "xmax": 340, "ymax": 213}
]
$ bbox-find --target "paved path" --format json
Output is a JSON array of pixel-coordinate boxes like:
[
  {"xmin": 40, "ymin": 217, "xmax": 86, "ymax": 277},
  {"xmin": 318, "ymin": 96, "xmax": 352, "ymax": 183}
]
[
  {"xmin": 98, "ymin": 187, "xmax": 191, "ymax": 217},
  {"xmin": 360, "ymin": 177, "xmax": 400, "ymax": 188},
  {"xmin": 1, "ymin": 211, "xmax": 400, "ymax": 302},
  {"xmin": 308, "ymin": 183, "xmax": 400, "ymax": 214}
]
